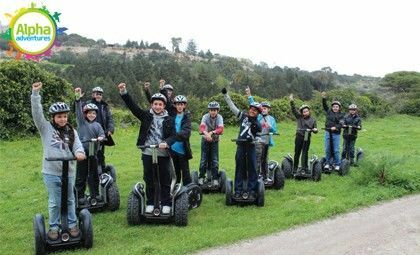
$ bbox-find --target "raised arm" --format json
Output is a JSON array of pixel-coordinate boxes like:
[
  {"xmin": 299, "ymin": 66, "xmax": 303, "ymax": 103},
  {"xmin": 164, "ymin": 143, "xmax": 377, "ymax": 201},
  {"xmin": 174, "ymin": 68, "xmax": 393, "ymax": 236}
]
[
  {"xmin": 74, "ymin": 88, "xmax": 86, "ymax": 127},
  {"xmin": 118, "ymin": 83, "xmax": 147, "ymax": 121},
  {"xmin": 143, "ymin": 82, "xmax": 152, "ymax": 103},
  {"xmin": 31, "ymin": 82, "xmax": 49, "ymax": 135},
  {"xmin": 321, "ymin": 92, "xmax": 329, "ymax": 112},
  {"xmin": 289, "ymin": 94, "xmax": 301, "ymax": 119},
  {"xmin": 222, "ymin": 88, "xmax": 241, "ymax": 118}
]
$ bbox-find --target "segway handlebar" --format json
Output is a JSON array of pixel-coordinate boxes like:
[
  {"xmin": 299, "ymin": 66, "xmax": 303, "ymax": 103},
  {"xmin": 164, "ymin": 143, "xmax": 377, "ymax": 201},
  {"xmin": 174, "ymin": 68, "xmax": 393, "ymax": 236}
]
[
  {"xmin": 231, "ymin": 138, "xmax": 257, "ymax": 143},
  {"xmin": 342, "ymin": 125, "xmax": 361, "ymax": 130},
  {"xmin": 296, "ymin": 128, "xmax": 315, "ymax": 132},
  {"xmin": 45, "ymin": 156, "xmax": 76, "ymax": 161},
  {"xmin": 81, "ymin": 138, "xmax": 108, "ymax": 143},
  {"xmin": 138, "ymin": 144, "xmax": 159, "ymax": 149},
  {"xmin": 256, "ymin": 132, "xmax": 279, "ymax": 136}
]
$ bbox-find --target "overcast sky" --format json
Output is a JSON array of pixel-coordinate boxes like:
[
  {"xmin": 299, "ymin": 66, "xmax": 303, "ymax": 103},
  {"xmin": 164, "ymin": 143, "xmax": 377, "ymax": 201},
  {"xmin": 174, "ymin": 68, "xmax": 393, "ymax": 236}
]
[{"xmin": 1, "ymin": 0, "xmax": 419, "ymax": 77}]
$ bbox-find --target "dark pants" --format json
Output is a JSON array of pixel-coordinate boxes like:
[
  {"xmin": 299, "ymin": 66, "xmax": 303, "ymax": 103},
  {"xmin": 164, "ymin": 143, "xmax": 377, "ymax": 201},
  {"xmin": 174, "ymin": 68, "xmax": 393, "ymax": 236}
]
[
  {"xmin": 199, "ymin": 140, "xmax": 219, "ymax": 179},
  {"xmin": 97, "ymin": 145, "xmax": 105, "ymax": 169},
  {"xmin": 256, "ymin": 143, "xmax": 269, "ymax": 178},
  {"xmin": 142, "ymin": 154, "xmax": 171, "ymax": 206},
  {"xmin": 172, "ymin": 153, "xmax": 191, "ymax": 185},
  {"xmin": 234, "ymin": 143, "xmax": 258, "ymax": 195},
  {"xmin": 294, "ymin": 134, "xmax": 311, "ymax": 170},
  {"xmin": 76, "ymin": 156, "xmax": 99, "ymax": 198},
  {"xmin": 342, "ymin": 136, "xmax": 356, "ymax": 161}
]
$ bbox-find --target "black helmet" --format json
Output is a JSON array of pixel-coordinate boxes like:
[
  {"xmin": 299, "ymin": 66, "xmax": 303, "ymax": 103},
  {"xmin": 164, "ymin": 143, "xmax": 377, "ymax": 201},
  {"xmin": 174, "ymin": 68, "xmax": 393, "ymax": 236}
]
[
  {"xmin": 151, "ymin": 93, "xmax": 167, "ymax": 104},
  {"xmin": 49, "ymin": 102, "xmax": 70, "ymax": 115},
  {"xmin": 207, "ymin": 101, "xmax": 220, "ymax": 109}
]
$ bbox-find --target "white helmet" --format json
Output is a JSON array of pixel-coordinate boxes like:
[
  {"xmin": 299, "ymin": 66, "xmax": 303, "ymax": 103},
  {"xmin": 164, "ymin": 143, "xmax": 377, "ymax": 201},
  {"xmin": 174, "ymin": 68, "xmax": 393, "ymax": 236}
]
[
  {"xmin": 174, "ymin": 95, "xmax": 187, "ymax": 103},
  {"xmin": 349, "ymin": 104, "xmax": 358, "ymax": 110},
  {"xmin": 83, "ymin": 103, "xmax": 99, "ymax": 112},
  {"xmin": 162, "ymin": 84, "xmax": 174, "ymax": 91},
  {"xmin": 49, "ymin": 102, "xmax": 70, "ymax": 115},
  {"xmin": 92, "ymin": 87, "xmax": 104, "ymax": 93},
  {"xmin": 151, "ymin": 93, "xmax": 167, "ymax": 104}
]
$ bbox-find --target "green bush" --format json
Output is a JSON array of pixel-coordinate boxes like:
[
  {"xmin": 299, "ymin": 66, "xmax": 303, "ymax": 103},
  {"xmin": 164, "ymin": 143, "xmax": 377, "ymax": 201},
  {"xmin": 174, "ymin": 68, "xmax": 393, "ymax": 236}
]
[
  {"xmin": 353, "ymin": 154, "xmax": 420, "ymax": 192},
  {"xmin": 0, "ymin": 60, "xmax": 73, "ymax": 140},
  {"xmin": 399, "ymin": 98, "xmax": 420, "ymax": 116}
]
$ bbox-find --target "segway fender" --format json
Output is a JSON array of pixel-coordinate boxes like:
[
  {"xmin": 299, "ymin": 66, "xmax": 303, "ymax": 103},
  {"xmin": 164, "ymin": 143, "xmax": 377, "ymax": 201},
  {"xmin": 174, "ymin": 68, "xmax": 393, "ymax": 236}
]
[
  {"xmin": 268, "ymin": 160, "xmax": 279, "ymax": 171},
  {"xmin": 133, "ymin": 182, "xmax": 145, "ymax": 198}
]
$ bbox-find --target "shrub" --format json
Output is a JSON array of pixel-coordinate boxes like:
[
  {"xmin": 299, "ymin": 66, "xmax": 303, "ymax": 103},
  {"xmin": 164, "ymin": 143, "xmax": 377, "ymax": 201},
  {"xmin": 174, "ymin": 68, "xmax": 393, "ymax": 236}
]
[{"xmin": 0, "ymin": 60, "xmax": 73, "ymax": 140}]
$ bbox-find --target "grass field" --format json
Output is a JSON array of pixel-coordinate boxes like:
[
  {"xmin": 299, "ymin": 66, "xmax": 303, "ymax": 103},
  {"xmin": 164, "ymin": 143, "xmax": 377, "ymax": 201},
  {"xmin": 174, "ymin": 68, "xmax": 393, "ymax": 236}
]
[{"xmin": 0, "ymin": 114, "xmax": 419, "ymax": 255}]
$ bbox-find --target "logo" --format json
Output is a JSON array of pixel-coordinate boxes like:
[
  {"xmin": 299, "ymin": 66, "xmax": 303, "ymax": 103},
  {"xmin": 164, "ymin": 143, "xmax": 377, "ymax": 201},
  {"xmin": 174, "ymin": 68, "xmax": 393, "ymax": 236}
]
[{"xmin": 1, "ymin": 3, "xmax": 67, "ymax": 60}]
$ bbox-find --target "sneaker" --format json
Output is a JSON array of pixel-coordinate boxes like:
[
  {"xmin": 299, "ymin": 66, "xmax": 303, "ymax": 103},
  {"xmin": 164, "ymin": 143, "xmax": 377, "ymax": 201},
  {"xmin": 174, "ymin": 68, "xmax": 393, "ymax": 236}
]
[
  {"xmin": 264, "ymin": 177, "xmax": 273, "ymax": 184},
  {"xmin": 335, "ymin": 165, "xmax": 340, "ymax": 171},
  {"xmin": 145, "ymin": 205, "xmax": 154, "ymax": 213},
  {"xmin": 212, "ymin": 179, "xmax": 219, "ymax": 186},
  {"xmin": 162, "ymin": 206, "xmax": 171, "ymax": 214},
  {"xmin": 324, "ymin": 164, "xmax": 330, "ymax": 170},
  {"xmin": 47, "ymin": 229, "xmax": 59, "ymax": 240},
  {"xmin": 198, "ymin": 178, "xmax": 204, "ymax": 185},
  {"xmin": 69, "ymin": 226, "xmax": 80, "ymax": 238}
]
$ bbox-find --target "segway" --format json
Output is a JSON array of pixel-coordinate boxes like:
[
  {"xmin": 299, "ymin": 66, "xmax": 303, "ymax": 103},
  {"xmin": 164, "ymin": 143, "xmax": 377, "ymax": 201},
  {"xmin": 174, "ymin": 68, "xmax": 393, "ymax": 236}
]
[
  {"xmin": 321, "ymin": 127, "xmax": 350, "ymax": 175},
  {"xmin": 191, "ymin": 133, "xmax": 227, "ymax": 193},
  {"xmin": 34, "ymin": 157, "xmax": 93, "ymax": 255},
  {"xmin": 127, "ymin": 145, "xmax": 189, "ymax": 226},
  {"xmin": 281, "ymin": 129, "xmax": 322, "ymax": 181},
  {"xmin": 342, "ymin": 124, "xmax": 364, "ymax": 166},
  {"xmin": 76, "ymin": 138, "xmax": 120, "ymax": 212},
  {"xmin": 256, "ymin": 132, "xmax": 285, "ymax": 189},
  {"xmin": 225, "ymin": 138, "xmax": 265, "ymax": 207}
]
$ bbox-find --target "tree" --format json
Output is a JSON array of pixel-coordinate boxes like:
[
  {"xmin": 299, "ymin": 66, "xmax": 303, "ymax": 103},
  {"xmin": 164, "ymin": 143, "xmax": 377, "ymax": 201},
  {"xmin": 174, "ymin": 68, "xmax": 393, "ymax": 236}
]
[
  {"xmin": 380, "ymin": 71, "xmax": 420, "ymax": 94},
  {"xmin": 185, "ymin": 39, "xmax": 197, "ymax": 56},
  {"xmin": 171, "ymin": 37, "xmax": 182, "ymax": 53}
]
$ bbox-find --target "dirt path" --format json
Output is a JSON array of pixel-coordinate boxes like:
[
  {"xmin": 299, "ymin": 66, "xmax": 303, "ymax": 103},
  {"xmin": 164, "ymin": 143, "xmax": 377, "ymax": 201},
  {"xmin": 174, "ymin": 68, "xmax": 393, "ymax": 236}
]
[{"xmin": 196, "ymin": 194, "xmax": 420, "ymax": 255}]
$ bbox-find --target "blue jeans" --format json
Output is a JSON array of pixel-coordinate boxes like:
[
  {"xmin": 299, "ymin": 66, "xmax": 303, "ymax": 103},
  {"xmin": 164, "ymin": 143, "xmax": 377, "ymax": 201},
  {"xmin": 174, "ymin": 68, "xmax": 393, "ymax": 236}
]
[
  {"xmin": 199, "ymin": 140, "xmax": 219, "ymax": 179},
  {"xmin": 43, "ymin": 174, "xmax": 77, "ymax": 230},
  {"xmin": 234, "ymin": 143, "xmax": 258, "ymax": 194},
  {"xmin": 324, "ymin": 132, "xmax": 341, "ymax": 166}
]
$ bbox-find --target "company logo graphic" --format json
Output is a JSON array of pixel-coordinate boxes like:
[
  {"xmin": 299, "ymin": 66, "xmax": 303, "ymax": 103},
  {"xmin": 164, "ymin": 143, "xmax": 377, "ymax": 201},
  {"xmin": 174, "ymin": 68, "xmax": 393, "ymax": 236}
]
[{"xmin": 1, "ymin": 3, "xmax": 67, "ymax": 60}]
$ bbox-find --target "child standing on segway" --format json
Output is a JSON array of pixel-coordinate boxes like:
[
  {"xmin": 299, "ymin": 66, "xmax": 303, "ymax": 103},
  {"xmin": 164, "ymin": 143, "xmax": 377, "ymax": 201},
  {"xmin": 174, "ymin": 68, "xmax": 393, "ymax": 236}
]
[
  {"xmin": 170, "ymin": 95, "xmax": 193, "ymax": 185},
  {"xmin": 341, "ymin": 104, "xmax": 362, "ymax": 166},
  {"xmin": 74, "ymin": 88, "xmax": 105, "ymax": 205},
  {"xmin": 321, "ymin": 91, "xmax": 344, "ymax": 171},
  {"xmin": 198, "ymin": 101, "xmax": 224, "ymax": 185},
  {"xmin": 118, "ymin": 82, "xmax": 176, "ymax": 215},
  {"xmin": 222, "ymin": 88, "xmax": 261, "ymax": 199},
  {"xmin": 289, "ymin": 94, "xmax": 318, "ymax": 172},
  {"xmin": 245, "ymin": 86, "xmax": 277, "ymax": 184},
  {"xmin": 31, "ymin": 82, "xmax": 86, "ymax": 241}
]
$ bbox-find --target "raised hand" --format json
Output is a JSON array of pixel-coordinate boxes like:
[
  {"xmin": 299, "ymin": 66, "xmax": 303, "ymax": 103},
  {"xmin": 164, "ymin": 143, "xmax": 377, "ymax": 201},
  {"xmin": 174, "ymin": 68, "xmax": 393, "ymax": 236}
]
[
  {"xmin": 118, "ymin": 83, "xmax": 126, "ymax": 93},
  {"xmin": 321, "ymin": 91, "xmax": 326, "ymax": 98},
  {"xmin": 32, "ymin": 82, "xmax": 42, "ymax": 91},
  {"xmin": 159, "ymin": 79, "xmax": 165, "ymax": 89},
  {"xmin": 289, "ymin": 94, "xmax": 294, "ymax": 101},
  {"xmin": 144, "ymin": 82, "xmax": 151, "ymax": 90},
  {"xmin": 245, "ymin": 86, "xmax": 251, "ymax": 96},
  {"xmin": 221, "ymin": 88, "xmax": 227, "ymax": 94}
]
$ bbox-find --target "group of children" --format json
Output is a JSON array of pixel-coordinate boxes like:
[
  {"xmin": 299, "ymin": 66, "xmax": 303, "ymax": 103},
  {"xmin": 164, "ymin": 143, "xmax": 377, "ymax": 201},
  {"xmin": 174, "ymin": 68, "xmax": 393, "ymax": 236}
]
[{"xmin": 31, "ymin": 80, "xmax": 362, "ymax": 240}]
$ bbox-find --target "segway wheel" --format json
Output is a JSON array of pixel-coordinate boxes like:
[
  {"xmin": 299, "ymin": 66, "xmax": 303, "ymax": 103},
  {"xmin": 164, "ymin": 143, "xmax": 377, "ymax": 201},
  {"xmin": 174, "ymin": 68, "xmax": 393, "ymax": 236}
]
[
  {"xmin": 281, "ymin": 158, "xmax": 293, "ymax": 178},
  {"xmin": 225, "ymin": 179, "xmax": 233, "ymax": 206},
  {"xmin": 79, "ymin": 209, "xmax": 93, "ymax": 249},
  {"xmin": 219, "ymin": 170, "xmax": 227, "ymax": 193},
  {"xmin": 191, "ymin": 171, "xmax": 199, "ymax": 184},
  {"xmin": 105, "ymin": 165, "xmax": 117, "ymax": 182},
  {"xmin": 127, "ymin": 192, "xmax": 142, "ymax": 225},
  {"xmin": 273, "ymin": 167, "xmax": 285, "ymax": 190},
  {"xmin": 312, "ymin": 161, "xmax": 322, "ymax": 182},
  {"xmin": 256, "ymin": 179, "xmax": 265, "ymax": 207},
  {"xmin": 185, "ymin": 183, "xmax": 202, "ymax": 209},
  {"xmin": 339, "ymin": 159, "xmax": 350, "ymax": 176},
  {"xmin": 174, "ymin": 192, "xmax": 189, "ymax": 226},
  {"xmin": 107, "ymin": 183, "xmax": 120, "ymax": 211},
  {"xmin": 33, "ymin": 214, "xmax": 46, "ymax": 255},
  {"xmin": 356, "ymin": 148, "xmax": 364, "ymax": 163}
]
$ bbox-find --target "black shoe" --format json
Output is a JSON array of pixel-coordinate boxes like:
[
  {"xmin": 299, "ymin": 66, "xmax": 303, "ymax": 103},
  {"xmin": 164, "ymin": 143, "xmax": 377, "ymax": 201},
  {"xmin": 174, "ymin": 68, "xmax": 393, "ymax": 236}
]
[
  {"xmin": 78, "ymin": 197, "xmax": 87, "ymax": 205},
  {"xmin": 248, "ymin": 191, "xmax": 256, "ymax": 200},
  {"xmin": 233, "ymin": 193, "xmax": 241, "ymax": 199}
]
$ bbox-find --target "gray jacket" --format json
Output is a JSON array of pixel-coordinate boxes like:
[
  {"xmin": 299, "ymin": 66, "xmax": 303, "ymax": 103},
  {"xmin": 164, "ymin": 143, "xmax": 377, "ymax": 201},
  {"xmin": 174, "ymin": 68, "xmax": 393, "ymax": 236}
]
[
  {"xmin": 31, "ymin": 90, "xmax": 85, "ymax": 177},
  {"xmin": 75, "ymin": 100, "xmax": 105, "ymax": 152}
]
